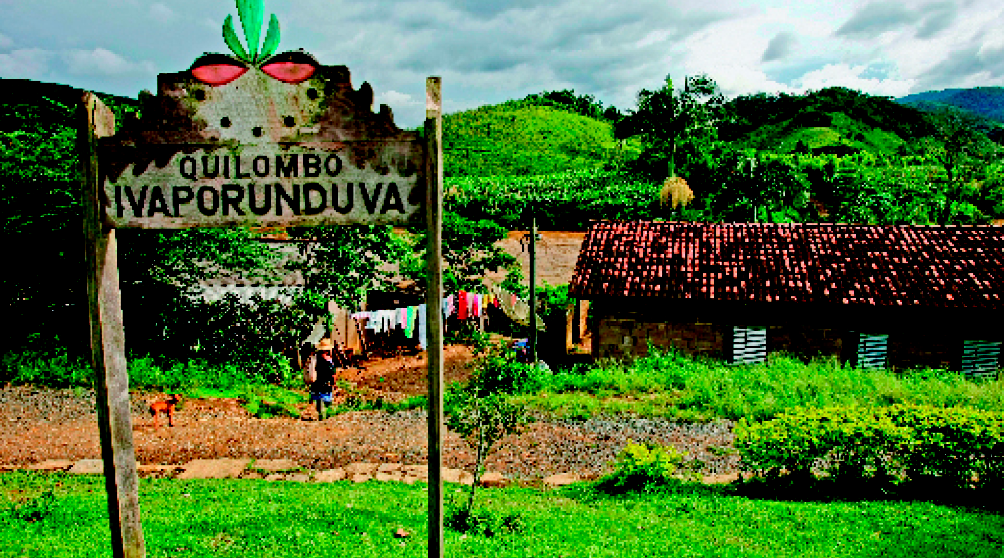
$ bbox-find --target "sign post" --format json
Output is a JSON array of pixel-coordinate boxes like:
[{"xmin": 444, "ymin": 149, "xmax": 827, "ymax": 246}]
[
  {"xmin": 80, "ymin": 92, "xmax": 146, "ymax": 558},
  {"xmin": 424, "ymin": 76, "xmax": 444, "ymax": 558},
  {"xmin": 80, "ymin": 3, "xmax": 443, "ymax": 555}
]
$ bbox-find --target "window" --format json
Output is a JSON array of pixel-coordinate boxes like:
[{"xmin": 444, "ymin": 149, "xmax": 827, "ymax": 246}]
[
  {"xmin": 857, "ymin": 333, "xmax": 888, "ymax": 370},
  {"xmin": 731, "ymin": 326, "xmax": 766, "ymax": 365},
  {"xmin": 961, "ymin": 340, "xmax": 1001, "ymax": 380}
]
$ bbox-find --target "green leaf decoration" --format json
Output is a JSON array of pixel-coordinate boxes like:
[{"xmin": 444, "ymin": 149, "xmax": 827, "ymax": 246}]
[
  {"xmin": 223, "ymin": 14, "xmax": 250, "ymax": 62},
  {"xmin": 259, "ymin": 14, "xmax": 280, "ymax": 61},
  {"xmin": 237, "ymin": 0, "xmax": 264, "ymax": 63}
]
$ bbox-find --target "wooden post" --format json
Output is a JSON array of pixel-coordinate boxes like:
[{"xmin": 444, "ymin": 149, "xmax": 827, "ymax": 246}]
[
  {"xmin": 79, "ymin": 91, "xmax": 146, "ymax": 558},
  {"xmin": 529, "ymin": 210, "xmax": 538, "ymax": 368},
  {"xmin": 424, "ymin": 76, "xmax": 444, "ymax": 558}
]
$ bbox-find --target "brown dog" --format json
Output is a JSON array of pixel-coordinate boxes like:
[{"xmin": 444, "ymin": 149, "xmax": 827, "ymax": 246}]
[{"xmin": 149, "ymin": 394, "xmax": 181, "ymax": 427}]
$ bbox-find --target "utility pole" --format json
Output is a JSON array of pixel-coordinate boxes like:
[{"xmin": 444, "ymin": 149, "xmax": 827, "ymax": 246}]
[{"xmin": 527, "ymin": 204, "xmax": 538, "ymax": 369}]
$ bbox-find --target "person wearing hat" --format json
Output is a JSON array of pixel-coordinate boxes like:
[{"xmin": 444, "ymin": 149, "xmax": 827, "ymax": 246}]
[{"xmin": 307, "ymin": 338, "xmax": 337, "ymax": 420}]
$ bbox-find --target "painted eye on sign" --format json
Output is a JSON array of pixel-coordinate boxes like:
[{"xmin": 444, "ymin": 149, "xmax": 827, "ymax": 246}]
[{"xmin": 99, "ymin": 33, "xmax": 424, "ymax": 228}]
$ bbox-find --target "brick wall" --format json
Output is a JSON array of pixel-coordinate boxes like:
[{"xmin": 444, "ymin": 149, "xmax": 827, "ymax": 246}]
[
  {"xmin": 589, "ymin": 299, "xmax": 1000, "ymax": 372},
  {"xmin": 594, "ymin": 317, "xmax": 724, "ymax": 360}
]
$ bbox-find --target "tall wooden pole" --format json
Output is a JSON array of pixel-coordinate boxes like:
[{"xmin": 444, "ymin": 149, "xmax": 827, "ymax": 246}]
[
  {"xmin": 528, "ymin": 208, "xmax": 538, "ymax": 368},
  {"xmin": 79, "ymin": 91, "xmax": 146, "ymax": 558},
  {"xmin": 424, "ymin": 76, "xmax": 444, "ymax": 558}
]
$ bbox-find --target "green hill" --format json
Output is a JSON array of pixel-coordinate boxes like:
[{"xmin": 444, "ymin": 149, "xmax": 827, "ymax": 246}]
[
  {"xmin": 898, "ymin": 87, "xmax": 1004, "ymax": 123},
  {"xmin": 721, "ymin": 87, "xmax": 937, "ymax": 155},
  {"xmin": 442, "ymin": 101, "xmax": 641, "ymax": 177}
]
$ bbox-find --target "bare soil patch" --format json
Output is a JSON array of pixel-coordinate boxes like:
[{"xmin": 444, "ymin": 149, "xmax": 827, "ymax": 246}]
[{"xmin": 1, "ymin": 327, "xmax": 738, "ymax": 480}]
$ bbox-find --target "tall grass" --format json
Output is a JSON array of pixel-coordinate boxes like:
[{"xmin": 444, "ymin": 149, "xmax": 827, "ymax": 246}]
[
  {"xmin": 530, "ymin": 347, "xmax": 1004, "ymax": 421},
  {"xmin": 1, "ymin": 351, "xmax": 294, "ymax": 392}
]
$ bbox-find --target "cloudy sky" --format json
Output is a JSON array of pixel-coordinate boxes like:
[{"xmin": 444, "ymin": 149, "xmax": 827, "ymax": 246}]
[{"xmin": 2, "ymin": 0, "xmax": 1003, "ymax": 129}]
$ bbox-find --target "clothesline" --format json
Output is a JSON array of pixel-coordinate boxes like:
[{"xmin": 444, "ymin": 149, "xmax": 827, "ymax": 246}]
[{"xmin": 348, "ymin": 287, "xmax": 544, "ymax": 351}]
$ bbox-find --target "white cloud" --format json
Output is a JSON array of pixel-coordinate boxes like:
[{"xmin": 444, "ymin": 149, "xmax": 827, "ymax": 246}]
[
  {"xmin": 706, "ymin": 64, "xmax": 797, "ymax": 97},
  {"xmin": 795, "ymin": 63, "xmax": 915, "ymax": 97},
  {"xmin": 978, "ymin": 29, "xmax": 1004, "ymax": 61},
  {"xmin": 149, "ymin": 2, "xmax": 175, "ymax": 23},
  {"xmin": 62, "ymin": 47, "xmax": 155, "ymax": 76},
  {"xmin": 379, "ymin": 90, "xmax": 419, "ymax": 107},
  {"xmin": 0, "ymin": 32, "xmax": 13, "ymax": 50},
  {"xmin": 0, "ymin": 48, "xmax": 52, "ymax": 79}
]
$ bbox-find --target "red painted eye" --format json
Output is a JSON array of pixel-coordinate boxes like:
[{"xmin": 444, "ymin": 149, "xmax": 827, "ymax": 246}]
[
  {"xmin": 261, "ymin": 62, "xmax": 316, "ymax": 83},
  {"xmin": 192, "ymin": 64, "xmax": 249, "ymax": 86},
  {"xmin": 189, "ymin": 53, "xmax": 249, "ymax": 86},
  {"xmin": 260, "ymin": 50, "xmax": 320, "ymax": 84}
]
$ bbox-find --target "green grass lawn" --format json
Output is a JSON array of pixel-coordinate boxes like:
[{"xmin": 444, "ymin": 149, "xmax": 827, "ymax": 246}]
[{"xmin": 3, "ymin": 470, "xmax": 1002, "ymax": 558}]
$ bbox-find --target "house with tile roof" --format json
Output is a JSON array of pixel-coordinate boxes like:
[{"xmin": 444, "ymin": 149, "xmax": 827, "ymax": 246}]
[{"xmin": 568, "ymin": 221, "xmax": 1004, "ymax": 377}]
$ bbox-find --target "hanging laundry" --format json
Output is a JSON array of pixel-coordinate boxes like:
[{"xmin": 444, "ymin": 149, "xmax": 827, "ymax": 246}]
[
  {"xmin": 458, "ymin": 291, "xmax": 468, "ymax": 320},
  {"xmin": 303, "ymin": 318, "xmax": 326, "ymax": 346},
  {"xmin": 493, "ymin": 285, "xmax": 546, "ymax": 330},
  {"xmin": 472, "ymin": 293, "xmax": 481, "ymax": 318},
  {"xmin": 399, "ymin": 307, "xmax": 408, "ymax": 330},
  {"xmin": 405, "ymin": 305, "xmax": 417, "ymax": 338},
  {"xmin": 418, "ymin": 303, "xmax": 427, "ymax": 350}
]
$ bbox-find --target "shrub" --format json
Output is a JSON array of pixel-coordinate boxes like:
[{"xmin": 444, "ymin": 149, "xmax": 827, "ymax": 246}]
[
  {"xmin": 597, "ymin": 440, "xmax": 700, "ymax": 493},
  {"xmin": 735, "ymin": 404, "xmax": 1004, "ymax": 491},
  {"xmin": 444, "ymin": 493, "xmax": 525, "ymax": 537},
  {"xmin": 469, "ymin": 342, "xmax": 549, "ymax": 396},
  {"xmin": 885, "ymin": 405, "xmax": 1004, "ymax": 490}
]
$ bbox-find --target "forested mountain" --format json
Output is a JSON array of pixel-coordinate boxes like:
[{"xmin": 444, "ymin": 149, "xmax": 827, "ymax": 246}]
[
  {"xmin": 899, "ymin": 87, "xmax": 1004, "ymax": 123},
  {"xmin": 720, "ymin": 87, "xmax": 937, "ymax": 155}
]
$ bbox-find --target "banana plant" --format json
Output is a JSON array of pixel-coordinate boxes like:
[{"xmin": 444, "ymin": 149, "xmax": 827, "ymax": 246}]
[
  {"xmin": 192, "ymin": 0, "xmax": 318, "ymax": 85},
  {"xmin": 223, "ymin": 0, "xmax": 281, "ymax": 66}
]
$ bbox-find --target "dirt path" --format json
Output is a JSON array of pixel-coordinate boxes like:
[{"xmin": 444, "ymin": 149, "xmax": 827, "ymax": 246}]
[{"xmin": 0, "ymin": 343, "xmax": 740, "ymax": 480}]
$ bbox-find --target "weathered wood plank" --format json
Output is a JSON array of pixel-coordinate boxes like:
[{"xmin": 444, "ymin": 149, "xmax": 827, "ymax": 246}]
[
  {"xmin": 424, "ymin": 76, "xmax": 444, "ymax": 558},
  {"xmin": 79, "ymin": 91, "xmax": 146, "ymax": 558},
  {"xmin": 99, "ymin": 62, "xmax": 424, "ymax": 229}
]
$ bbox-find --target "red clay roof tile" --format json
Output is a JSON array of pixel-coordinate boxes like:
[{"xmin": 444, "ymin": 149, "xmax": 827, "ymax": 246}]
[{"xmin": 568, "ymin": 221, "xmax": 1004, "ymax": 309}]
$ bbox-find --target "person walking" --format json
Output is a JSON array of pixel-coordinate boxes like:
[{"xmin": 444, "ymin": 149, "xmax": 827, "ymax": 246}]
[{"xmin": 307, "ymin": 338, "xmax": 337, "ymax": 420}]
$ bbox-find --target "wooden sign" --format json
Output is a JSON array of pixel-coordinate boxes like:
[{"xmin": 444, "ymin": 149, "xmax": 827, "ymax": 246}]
[
  {"xmin": 81, "ymin": 3, "xmax": 443, "ymax": 557},
  {"xmin": 99, "ymin": 56, "xmax": 425, "ymax": 228}
]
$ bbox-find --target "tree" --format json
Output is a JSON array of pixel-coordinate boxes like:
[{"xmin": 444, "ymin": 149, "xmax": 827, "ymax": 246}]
[
  {"xmin": 923, "ymin": 107, "xmax": 993, "ymax": 184},
  {"xmin": 445, "ymin": 344, "xmax": 533, "ymax": 528},
  {"xmin": 708, "ymin": 153, "xmax": 810, "ymax": 222},
  {"xmin": 284, "ymin": 225, "xmax": 412, "ymax": 310},
  {"xmin": 403, "ymin": 214, "xmax": 521, "ymax": 295},
  {"xmin": 615, "ymin": 74, "xmax": 724, "ymax": 180}
]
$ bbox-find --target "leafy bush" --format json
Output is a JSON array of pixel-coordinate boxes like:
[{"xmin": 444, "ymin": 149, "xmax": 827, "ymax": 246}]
[
  {"xmin": 468, "ymin": 342, "xmax": 549, "ymax": 396},
  {"xmin": 735, "ymin": 404, "xmax": 1004, "ymax": 491},
  {"xmin": 1, "ymin": 352, "xmax": 93, "ymax": 388},
  {"xmin": 885, "ymin": 405, "xmax": 1004, "ymax": 490},
  {"xmin": 597, "ymin": 440, "xmax": 700, "ymax": 493},
  {"xmin": 444, "ymin": 498, "xmax": 525, "ymax": 537}
]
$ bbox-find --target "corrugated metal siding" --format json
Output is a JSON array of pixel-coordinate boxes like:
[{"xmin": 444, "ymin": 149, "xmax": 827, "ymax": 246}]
[
  {"xmin": 857, "ymin": 333, "xmax": 889, "ymax": 369},
  {"xmin": 961, "ymin": 340, "xmax": 1001, "ymax": 379},
  {"xmin": 732, "ymin": 326, "xmax": 767, "ymax": 365}
]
